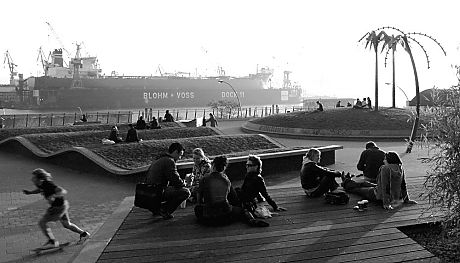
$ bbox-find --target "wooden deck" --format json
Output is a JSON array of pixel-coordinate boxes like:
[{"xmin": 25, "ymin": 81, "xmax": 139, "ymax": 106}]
[{"xmin": 97, "ymin": 175, "xmax": 439, "ymax": 263}]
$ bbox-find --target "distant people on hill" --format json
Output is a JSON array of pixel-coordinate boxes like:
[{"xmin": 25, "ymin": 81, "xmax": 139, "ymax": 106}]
[
  {"xmin": 342, "ymin": 151, "xmax": 417, "ymax": 210},
  {"xmin": 335, "ymin": 100, "xmax": 344, "ymax": 108},
  {"xmin": 346, "ymin": 101, "xmax": 352, "ymax": 107},
  {"xmin": 164, "ymin": 110, "xmax": 175, "ymax": 122},
  {"xmin": 149, "ymin": 117, "xmax": 161, "ymax": 129},
  {"xmin": 357, "ymin": 141, "xmax": 385, "ymax": 183},
  {"xmin": 202, "ymin": 116, "xmax": 207, "ymax": 127},
  {"xmin": 145, "ymin": 142, "xmax": 190, "ymax": 219},
  {"xmin": 366, "ymin": 97, "xmax": 372, "ymax": 109},
  {"xmin": 80, "ymin": 114, "xmax": 87, "ymax": 122},
  {"xmin": 109, "ymin": 125, "xmax": 123, "ymax": 143},
  {"xmin": 300, "ymin": 148, "xmax": 344, "ymax": 197},
  {"xmin": 125, "ymin": 124, "xmax": 140, "ymax": 143},
  {"xmin": 206, "ymin": 113, "xmax": 218, "ymax": 127},
  {"xmin": 353, "ymin": 98, "xmax": 363, "ymax": 109},
  {"xmin": 136, "ymin": 116, "xmax": 147, "ymax": 129},
  {"xmin": 361, "ymin": 97, "xmax": 368, "ymax": 108},
  {"xmin": 316, "ymin": 101, "xmax": 324, "ymax": 111}
]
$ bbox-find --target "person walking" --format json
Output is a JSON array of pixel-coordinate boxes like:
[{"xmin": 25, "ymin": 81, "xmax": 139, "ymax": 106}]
[{"xmin": 23, "ymin": 168, "xmax": 90, "ymax": 249}]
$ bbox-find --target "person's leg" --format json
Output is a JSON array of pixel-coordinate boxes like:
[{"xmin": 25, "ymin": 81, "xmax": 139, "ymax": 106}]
[
  {"xmin": 163, "ymin": 186, "xmax": 191, "ymax": 215},
  {"xmin": 310, "ymin": 176, "xmax": 338, "ymax": 197},
  {"xmin": 60, "ymin": 213, "xmax": 84, "ymax": 234},
  {"xmin": 39, "ymin": 216, "xmax": 56, "ymax": 242}
]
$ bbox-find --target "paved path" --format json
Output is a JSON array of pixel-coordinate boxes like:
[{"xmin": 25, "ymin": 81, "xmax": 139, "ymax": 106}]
[{"xmin": 0, "ymin": 119, "xmax": 431, "ymax": 262}]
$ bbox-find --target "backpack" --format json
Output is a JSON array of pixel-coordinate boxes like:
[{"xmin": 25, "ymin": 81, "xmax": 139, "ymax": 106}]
[{"xmin": 325, "ymin": 190, "xmax": 350, "ymax": 205}]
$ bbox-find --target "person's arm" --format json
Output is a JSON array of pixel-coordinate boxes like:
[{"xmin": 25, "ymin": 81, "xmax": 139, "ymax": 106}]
[
  {"xmin": 357, "ymin": 151, "xmax": 366, "ymax": 172},
  {"xmin": 165, "ymin": 159, "xmax": 186, "ymax": 188},
  {"xmin": 401, "ymin": 169, "xmax": 417, "ymax": 204},
  {"xmin": 314, "ymin": 163, "xmax": 341, "ymax": 178},
  {"xmin": 23, "ymin": 188, "xmax": 41, "ymax": 195},
  {"xmin": 258, "ymin": 177, "xmax": 286, "ymax": 211}
]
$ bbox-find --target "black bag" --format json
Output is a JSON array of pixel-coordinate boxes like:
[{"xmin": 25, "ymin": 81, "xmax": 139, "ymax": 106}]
[
  {"xmin": 134, "ymin": 183, "xmax": 163, "ymax": 210},
  {"xmin": 325, "ymin": 191, "xmax": 350, "ymax": 205}
]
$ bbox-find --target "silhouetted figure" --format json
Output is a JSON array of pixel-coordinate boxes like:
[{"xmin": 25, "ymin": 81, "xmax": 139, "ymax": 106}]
[
  {"xmin": 353, "ymin": 98, "xmax": 363, "ymax": 109},
  {"xmin": 125, "ymin": 124, "xmax": 140, "ymax": 143},
  {"xmin": 206, "ymin": 113, "xmax": 218, "ymax": 127},
  {"xmin": 336, "ymin": 101, "xmax": 344, "ymax": 108},
  {"xmin": 347, "ymin": 102, "xmax": 352, "ymax": 107},
  {"xmin": 149, "ymin": 117, "xmax": 161, "ymax": 129},
  {"xmin": 136, "ymin": 116, "xmax": 147, "ymax": 129},
  {"xmin": 164, "ymin": 110, "xmax": 175, "ymax": 122},
  {"xmin": 316, "ymin": 101, "xmax": 324, "ymax": 111},
  {"xmin": 80, "ymin": 114, "xmax": 87, "ymax": 122},
  {"xmin": 109, "ymin": 126, "xmax": 123, "ymax": 143},
  {"xmin": 367, "ymin": 97, "xmax": 372, "ymax": 109}
]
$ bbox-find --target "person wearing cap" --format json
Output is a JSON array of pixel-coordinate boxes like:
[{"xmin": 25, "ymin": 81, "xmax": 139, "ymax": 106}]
[
  {"xmin": 23, "ymin": 168, "xmax": 90, "ymax": 249},
  {"xmin": 357, "ymin": 141, "xmax": 385, "ymax": 183},
  {"xmin": 145, "ymin": 142, "xmax": 190, "ymax": 219}
]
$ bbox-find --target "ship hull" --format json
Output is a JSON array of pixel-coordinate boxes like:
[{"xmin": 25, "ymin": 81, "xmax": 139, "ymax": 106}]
[{"xmin": 26, "ymin": 76, "xmax": 302, "ymax": 110}]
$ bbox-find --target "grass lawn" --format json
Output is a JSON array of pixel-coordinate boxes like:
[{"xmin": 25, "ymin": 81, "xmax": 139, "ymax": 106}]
[
  {"xmin": 92, "ymin": 134, "xmax": 283, "ymax": 169},
  {"xmin": 21, "ymin": 127, "xmax": 219, "ymax": 153},
  {"xmin": 251, "ymin": 107, "xmax": 429, "ymax": 130}
]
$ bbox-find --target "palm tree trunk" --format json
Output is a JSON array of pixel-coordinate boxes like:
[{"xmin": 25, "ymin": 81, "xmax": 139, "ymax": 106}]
[
  {"xmin": 404, "ymin": 36, "xmax": 420, "ymax": 153},
  {"xmin": 374, "ymin": 49, "xmax": 379, "ymax": 111},
  {"xmin": 392, "ymin": 49, "xmax": 396, "ymax": 108}
]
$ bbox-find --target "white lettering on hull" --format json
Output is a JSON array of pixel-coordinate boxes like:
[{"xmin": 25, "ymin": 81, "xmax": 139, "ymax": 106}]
[
  {"xmin": 221, "ymin": 91, "xmax": 244, "ymax": 98},
  {"xmin": 143, "ymin": 91, "xmax": 195, "ymax": 100}
]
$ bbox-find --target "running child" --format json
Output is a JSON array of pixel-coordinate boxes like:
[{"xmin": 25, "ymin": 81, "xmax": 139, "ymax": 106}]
[{"xmin": 23, "ymin": 168, "xmax": 90, "ymax": 249}]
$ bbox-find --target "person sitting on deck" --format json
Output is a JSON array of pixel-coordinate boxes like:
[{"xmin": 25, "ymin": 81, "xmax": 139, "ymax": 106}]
[
  {"xmin": 125, "ymin": 124, "xmax": 140, "ymax": 143},
  {"xmin": 300, "ymin": 148, "xmax": 344, "ymax": 197},
  {"xmin": 136, "ymin": 116, "xmax": 147, "ymax": 129},
  {"xmin": 108, "ymin": 125, "xmax": 123, "ymax": 143},
  {"xmin": 357, "ymin": 141, "xmax": 385, "ymax": 183},
  {"xmin": 342, "ymin": 151, "xmax": 417, "ymax": 210},
  {"xmin": 164, "ymin": 110, "xmax": 175, "ymax": 122},
  {"xmin": 194, "ymin": 155, "xmax": 269, "ymax": 227},
  {"xmin": 236, "ymin": 155, "xmax": 287, "ymax": 226},
  {"xmin": 189, "ymin": 148, "xmax": 212, "ymax": 203}
]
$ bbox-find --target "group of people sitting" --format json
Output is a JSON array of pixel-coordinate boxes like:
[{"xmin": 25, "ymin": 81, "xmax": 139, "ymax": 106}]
[
  {"xmin": 353, "ymin": 97, "xmax": 372, "ymax": 109},
  {"xmin": 142, "ymin": 140, "xmax": 416, "ymax": 228},
  {"xmin": 135, "ymin": 116, "xmax": 161, "ymax": 130},
  {"xmin": 108, "ymin": 124, "xmax": 141, "ymax": 143},
  {"xmin": 144, "ymin": 143, "xmax": 286, "ymax": 227},
  {"xmin": 301, "ymin": 141, "xmax": 417, "ymax": 210}
]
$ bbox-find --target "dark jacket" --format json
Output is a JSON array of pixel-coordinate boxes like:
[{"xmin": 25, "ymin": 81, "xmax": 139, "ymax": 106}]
[
  {"xmin": 145, "ymin": 153, "xmax": 185, "ymax": 189},
  {"xmin": 164, "ymin": 113, "xmax": 175, "ymax": 122},
  {"xmin": 125, "ymin": 127, "xmax": 139, "ymax": 142},
  {"xmin": 197, "ymin": 171, "xmax": 238, "ymax": 218},
  {"xmin": 300, "ymin": 161, "xmax": 340, "ymax": 190},
  {"xmin": 136, "ymin": 119, "xmax": 147, "ymax": 129},
  {"xmin": 357, "ymin": 146, "xmax": 385, "ymax": 181},
  {"xmin": 109, "ymin": 130, "xmax": 122, "ymax": 143},
  {"xmin": 240, "ymin": 171, "xmax": 277, "ymax": 210}
]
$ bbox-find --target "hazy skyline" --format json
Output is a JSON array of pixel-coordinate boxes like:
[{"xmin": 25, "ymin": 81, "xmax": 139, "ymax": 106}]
[{"xmin": 1, "ymin": 0, "xmax": 459, "ymax": 107}]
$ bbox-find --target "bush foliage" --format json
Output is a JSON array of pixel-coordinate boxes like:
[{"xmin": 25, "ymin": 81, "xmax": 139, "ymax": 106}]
[{"xmin": 421, "ymin": 85, "xmax": 460, "ymax": 237}]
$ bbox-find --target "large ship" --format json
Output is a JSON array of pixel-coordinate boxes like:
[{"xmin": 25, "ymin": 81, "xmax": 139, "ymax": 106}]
[{"xmin": 16, "ymin": 46, "xmax": 303, "ymax": 110}]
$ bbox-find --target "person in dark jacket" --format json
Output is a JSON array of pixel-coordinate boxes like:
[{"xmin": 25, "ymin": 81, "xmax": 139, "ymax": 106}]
[
  {"xmin": 149, "ymin": 117, "xmax": 161, "ymax": 129},
  {"xmin": 145, "ymin": 142, "xmax": 190, "ymax": 219},
  {"xmin": 357, "ymin": 141, "xmax": 385, "ymax": 183},
  {"xmin": 125, "ymin": 124, "xmax": 140, "ymax": 143},
  {"xmin": 300, "ymin": 148, "xmax": 343, "ymax": 197},
  {"xmin": 238, "ymin": 155, "xmax": 286, "ymax": 226},
  {"xmin": 164, "ymin": 110, "xmax": 175, "ymax": 122},
  {"xmin": 136, "ymin": 116, "xmax": 147, "ymax": 129},
  {"xmin": 108, "ymin": 125, "xmax": 123, "ymax": 143},
  {"xmin": 316, "ymin": 101, "xmax": 324, "ymax": 111}
]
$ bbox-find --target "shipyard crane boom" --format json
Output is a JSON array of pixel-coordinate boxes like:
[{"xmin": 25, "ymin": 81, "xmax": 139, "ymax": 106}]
[
  {"xmin": 3, "ymin": 50, "xmax": 18, "ymax": 85},
  {"xmin": 37, "ymin": 46, "xmax": 50, "ymax": 76},
  {"xmin": 45, "ymin": 21, "xmax": 71, "ymax": 64}
]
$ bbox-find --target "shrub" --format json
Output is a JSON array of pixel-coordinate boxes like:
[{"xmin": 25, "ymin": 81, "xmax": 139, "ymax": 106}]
[{"xmin": 421, "ymin": 85, "xmax": 460, "ymax": 237}]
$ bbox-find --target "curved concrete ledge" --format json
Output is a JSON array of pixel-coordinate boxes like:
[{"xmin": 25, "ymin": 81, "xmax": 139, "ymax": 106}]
[
  {"xmin": 0, "ymin": 134, "xmax": 341, "ymax": 180},
  {"xmin": 242, "ymin": 121, "xmax": 411, "ymax": 140}
]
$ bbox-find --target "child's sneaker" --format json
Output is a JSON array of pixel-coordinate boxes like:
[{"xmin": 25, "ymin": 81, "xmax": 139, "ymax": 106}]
[
  {"xmin": 79, "ymin": 231, "xmax": 90, "ymax": 242},
  {"xmin": 42, "ymin": 239, "xmax": 59, "ymax": 249}
]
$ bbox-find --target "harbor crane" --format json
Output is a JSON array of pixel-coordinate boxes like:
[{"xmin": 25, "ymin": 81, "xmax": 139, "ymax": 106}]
[
  {"xmin": 45, "ymin": 21, "xmax": 71, "ymax": 66},
  {"xmin": 37, "ymin": 46, "xmax": 50, "ymax": 76},
  {"xmin": 3, "ymin": 50, "xmax": 18, "ymax": 85}
]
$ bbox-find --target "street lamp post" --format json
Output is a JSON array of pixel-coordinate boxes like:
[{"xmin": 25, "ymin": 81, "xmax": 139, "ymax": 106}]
[
  {"xmin": 385, "ymin": 82, "xmax": 409, "ymax": 106},
  {"xmin": 218, "ymin": 80, "xmax": 241, "ymax": 110}
]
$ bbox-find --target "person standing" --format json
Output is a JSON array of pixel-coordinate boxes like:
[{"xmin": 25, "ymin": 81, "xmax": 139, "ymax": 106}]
[
  {"xmin": 23, "ymin": 168, "xmax": 90, "ymax": 249},
  {"xmin": 357, "ymin": 141, "xmax": 385, "ymax": 183},
  {"xmin": 206, "ymin": 113, "xmax": 218, "ymax": 127},
  {"xmin": 145, "ymin": 142, "xmax": 190, "ymax": 219},
  {"xmin": 164, "ymin": 110, "xmax": 175, "ymax": 122}
]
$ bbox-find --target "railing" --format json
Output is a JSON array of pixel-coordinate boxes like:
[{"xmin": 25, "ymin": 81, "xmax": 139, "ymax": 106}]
[{"xmin": 0, "ymin": 105, "xmax": 310, "ymax": 129}]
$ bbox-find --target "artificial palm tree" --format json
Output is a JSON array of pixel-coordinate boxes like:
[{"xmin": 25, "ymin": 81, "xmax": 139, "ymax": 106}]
[
  {"xmin": 376, "ymin": 27, "xmax": 446, "ymax": 152},
  {"xmin": 383, "ymin": 34, "xmax": 399, "ymax": 108},
  {"xmin": 359, "ymin": 31, "xmax": 387, "ymax": 111}
]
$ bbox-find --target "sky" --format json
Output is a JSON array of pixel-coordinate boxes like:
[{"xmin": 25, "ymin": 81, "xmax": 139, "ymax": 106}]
[{"xmin": 1, "ymin": 0, "xmax": 459, "ymax": 107}]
